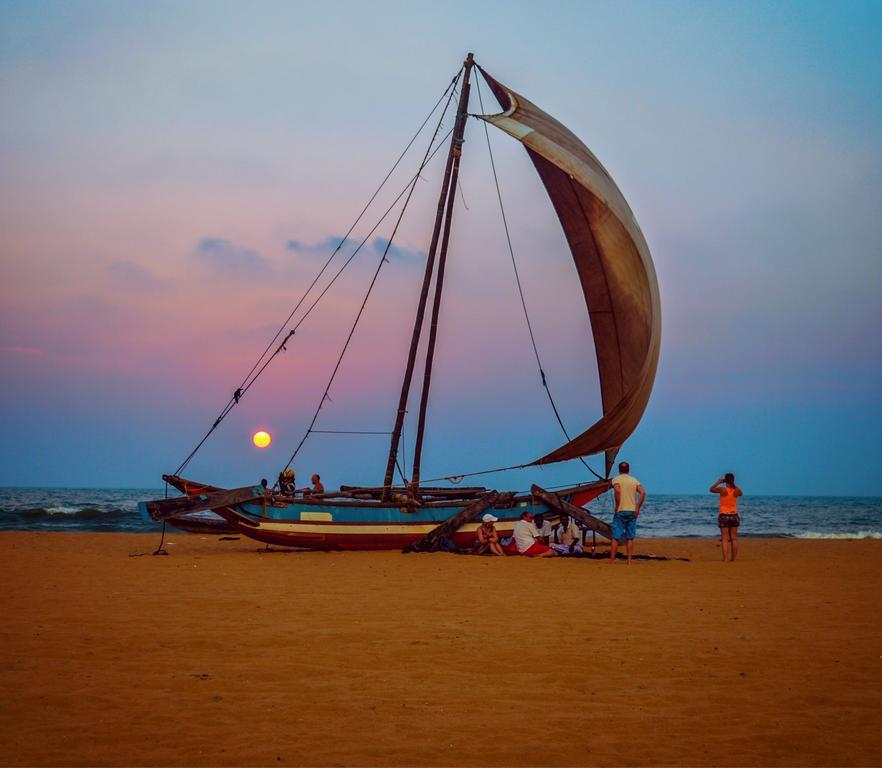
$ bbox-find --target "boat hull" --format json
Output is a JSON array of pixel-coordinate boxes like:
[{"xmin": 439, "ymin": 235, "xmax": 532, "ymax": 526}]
[
  {"xmin": 228, "ymin": 484, "xmax": 608, "ymax": 551},
  {"xmin": 156, "ymin": 476, "xmax": 240, "ymax": 535},
  {"xmin": 232, "ymin": 515, "xmax": 522, "ymax": 551}
]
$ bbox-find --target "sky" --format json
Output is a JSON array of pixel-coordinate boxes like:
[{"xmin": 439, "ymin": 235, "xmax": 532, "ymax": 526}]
[{"xmin": 1, "ymin": 0, "xmax": 880, "ymax": 495}]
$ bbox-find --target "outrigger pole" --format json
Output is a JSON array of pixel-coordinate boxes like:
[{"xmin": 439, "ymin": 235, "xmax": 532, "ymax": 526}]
[{"xmin": 382, "ymin": 52, "xmax": 475, "ymax": 499}]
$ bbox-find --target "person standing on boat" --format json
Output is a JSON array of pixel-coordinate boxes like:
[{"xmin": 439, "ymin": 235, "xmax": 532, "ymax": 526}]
[
  {"xmin": 610, "ymin": 461, "xmax": 646, "ymax": 564},
  {"xmin": 512, "ymin": 511, "xmax": 557, "ymax": 558},
  {"xmin": 711, "ymin": 473, "xmax": 743, "ymax": 562},
  {"xmin": 550, "ymin": 511, "xmax": 583, "ymax": 556},
  {"xmin": 475, "ymin": 513, "xmax": 505, "ymax": 556}
]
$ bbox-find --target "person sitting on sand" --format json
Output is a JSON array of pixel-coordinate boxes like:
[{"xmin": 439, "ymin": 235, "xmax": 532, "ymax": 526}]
[
  {"xmin": 610, "ymin": 461, "xmax": 646, "ymax": 565},
  {"xmin": 533, "ymin": 513, "xmax": 553, "ymax": 545},
  {"xmin": 475, "ymin": 513, "xmax": 505, "ymax": 556},
  {"xmin": 512, "ymin": 511, "xmax": 557, "ymax": 558},
  {"xmin": 550, "ymin": 511, "xmax": 583, "ymax": 556},
  {"xmin": 711, "ymin": 473, "xmax": 743, "ymax": 562}
]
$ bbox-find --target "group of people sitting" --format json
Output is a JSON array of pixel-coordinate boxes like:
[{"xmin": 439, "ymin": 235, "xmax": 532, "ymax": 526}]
[
  {"xmin": 265, "ymin": 470, "xmax": 325, "ymax": 497},
  {"xmin": 475, "ymin": 509, "xmax": 585, "ymax": 558}
]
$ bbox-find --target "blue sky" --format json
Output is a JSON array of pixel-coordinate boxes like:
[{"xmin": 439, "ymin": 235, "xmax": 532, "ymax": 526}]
[{"xmin": 1, "ymin": 0, "xmax": 880, "ymax": 494}]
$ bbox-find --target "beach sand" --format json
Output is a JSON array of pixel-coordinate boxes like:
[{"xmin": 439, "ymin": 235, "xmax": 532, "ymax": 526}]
[{"xmin": 1, "ymin": 532, "xmax": 880, "ymax": 767}]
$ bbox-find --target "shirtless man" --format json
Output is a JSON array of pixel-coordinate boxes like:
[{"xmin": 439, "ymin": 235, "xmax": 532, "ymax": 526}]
[{"xmin": 302, "ymin": 473, "xmax": 324, "ymax": 495}]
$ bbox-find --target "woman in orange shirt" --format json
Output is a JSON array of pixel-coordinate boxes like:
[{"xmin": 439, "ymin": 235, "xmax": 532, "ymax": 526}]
[{"xmin": 710, "ymin": 473, "xmax": 743, "ymax": 562}]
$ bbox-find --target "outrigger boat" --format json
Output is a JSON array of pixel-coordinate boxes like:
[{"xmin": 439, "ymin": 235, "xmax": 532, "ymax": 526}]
[
  {"xmin": 140, "ymin": 53, "xmax": 661, "ymax": 552},
  {"xmin": 160, "ymin": 476, "xmax": 239, "ymax": 535}
]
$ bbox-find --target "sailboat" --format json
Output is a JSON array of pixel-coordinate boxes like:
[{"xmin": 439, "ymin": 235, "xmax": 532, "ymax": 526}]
[{"xmin": 140, "ymin": 54, "xmax": 661, "ymax": 551}]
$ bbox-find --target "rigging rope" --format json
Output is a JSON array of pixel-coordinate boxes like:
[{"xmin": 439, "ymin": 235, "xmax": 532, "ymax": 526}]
[
  {"xmin": 310, "ymin": 430, "xmax": 392, "ymax": 435},
  {"xmin": 365, "ymin": 453, "xmax": 612, "ymax": 491},
  {"xmin": 473, "ymin": 73, "xmax": 603, "ymax": 482},
  {"xmin": 280, "ymin": 82, "xmax": 459, "ymax": 474},
  {"xmin": 421, "ymin": 462, "xmax": 528, "ymax": 484},
  {"xmin": 172, "ymin": 69, "xmax": 463, "ymax": 477}
]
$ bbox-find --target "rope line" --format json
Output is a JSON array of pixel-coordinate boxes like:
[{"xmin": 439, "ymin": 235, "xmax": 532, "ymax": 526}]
[
  {"xmin": 400, "ymin": 415, "xmax": 407, "ymax": 483},
  {"xmin": 172, "ymin": 70, "xmax": 462, "ymax": 477},
  {"xmin": 421, "ymin": 463, "xmax": 527, "ymax": 484},
  {"xmin": 311, "ymin": 430, "xmax": 392, "ymax": 435},
  {"xmin": 285, "ymin": 131, "xmax": 455, "ymax": 335},
  {"xmin": 185, "ymin": 122, "xmax": 455, "ymax": 479},
  {"xmin": 248, "ymin": 69, "xmax": 461, "ymax": 381},
  {"xmin": 280, "ymin": 85, "xmax": 459, "ymax": 473},
  {"xmin": 474, "ymin": 73, "xmax": 603, "ymax": 482},
  {"xmin": 416, "ymin": 459, "xmax": 611, "ymax": 490}
]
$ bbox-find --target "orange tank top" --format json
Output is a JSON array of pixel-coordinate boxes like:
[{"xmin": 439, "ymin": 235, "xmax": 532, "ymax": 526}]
[{"xmin": 719, "ymin": 486, "xmax": 738, "ymax": 514}]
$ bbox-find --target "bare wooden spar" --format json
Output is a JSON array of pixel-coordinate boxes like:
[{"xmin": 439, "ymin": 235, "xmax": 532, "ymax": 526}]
[
  {"xmin": 403, "ymin": 490, "xmax": 513, "ymax": 553},
  {"xmin": 139, "ymin": 485, "xmax": 264, "ymax": 521},
  {"xmin": 410, "ymin": 60, "xmax": 475, "ymax": 492},
  {"xmin": 530, "ymin": 484, "xmax": 612, "ymax": 539},
  {"xmin": 382, "ymin": 53, "xmax": 476, "ymax": 498}
]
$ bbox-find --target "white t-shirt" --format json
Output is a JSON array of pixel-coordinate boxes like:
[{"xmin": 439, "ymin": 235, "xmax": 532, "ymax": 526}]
[
  {"xmin": 536, "ymin": 520, "xmax": 553, "ymax": 539},
  {"xmin": 513, "ymin": 519, "xmax": 540, "ymax": 553},
  {"xmin": 553, "ymin": 519, "xmax": 581, "ymax": 546},
  {"xmin": 612, "ymin": 473, "xmax": 641, "ymax": 512}
]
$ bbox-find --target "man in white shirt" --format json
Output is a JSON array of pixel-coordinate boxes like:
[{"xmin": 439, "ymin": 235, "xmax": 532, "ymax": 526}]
[
  {"xmin": 512, "ymin": 511, "xmax": 557, "ymax": 558},
  {"xmin": 610, "ymin": 461, "xmax": 646, "ymax": 565},
  {"xmin": 533, "ymin": 513, "xmax": 553, "ymax": 544},
  {"xmin": 550, "ymin": 511, "xmax": 583, "ymax": 555}
]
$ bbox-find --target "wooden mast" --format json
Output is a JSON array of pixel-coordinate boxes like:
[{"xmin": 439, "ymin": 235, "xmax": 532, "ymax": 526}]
[
  {"xmin": 409, "ymin": 61, "xmax": 474, "ymax": 492},
  {"xmin": 381, "ymin": 53, "xmax": 475, "ymax": 498}
]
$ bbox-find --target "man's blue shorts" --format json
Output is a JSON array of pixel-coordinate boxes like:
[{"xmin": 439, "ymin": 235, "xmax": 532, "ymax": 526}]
[{"xmin": 612, "ymin": 511, "xmax": 637, "ymax": 542}]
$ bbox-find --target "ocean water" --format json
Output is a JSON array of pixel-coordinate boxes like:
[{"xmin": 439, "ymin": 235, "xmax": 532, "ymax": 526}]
[{"xmin": 0, "ymin": 487, "xmax": 880, "ymax": 538}]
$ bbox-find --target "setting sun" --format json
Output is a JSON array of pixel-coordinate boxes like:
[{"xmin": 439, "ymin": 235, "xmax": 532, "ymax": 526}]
[{"xmin": 252, "ymin": 430, "xmax": 271, "ymax": 448}]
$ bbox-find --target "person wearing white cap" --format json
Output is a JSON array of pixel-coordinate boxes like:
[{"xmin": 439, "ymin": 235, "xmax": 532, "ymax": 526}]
[{"xmin": 475, "ymin": 513, "xmax": 505, "ymax": 556}]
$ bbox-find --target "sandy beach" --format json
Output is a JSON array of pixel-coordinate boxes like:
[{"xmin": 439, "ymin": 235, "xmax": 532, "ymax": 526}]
[{"xmin": 1, "ymin": 532, "xmax": 880, "ymax": 767}]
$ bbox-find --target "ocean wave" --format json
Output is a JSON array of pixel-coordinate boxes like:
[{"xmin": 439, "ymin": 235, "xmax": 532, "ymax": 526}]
[
  {"xmin": 7, "ymin": 507, "xmax": 134, "ymax": 520},
  {"xmin": 45, "ymin": 505, "xmax": 84, "ymax": 515},
  {"xmin": 794, "ymin": 531, "xmax": 882, "ymax": 540}
]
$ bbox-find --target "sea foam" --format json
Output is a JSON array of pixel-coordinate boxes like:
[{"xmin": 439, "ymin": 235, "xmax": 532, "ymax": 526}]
[
  {"xmin": 44, "ymin": 506, "xmax": 84, "ymax": 515},
  {"xmin": 795, "ymin": 531, "xmax": 882, "ymax": 540}
]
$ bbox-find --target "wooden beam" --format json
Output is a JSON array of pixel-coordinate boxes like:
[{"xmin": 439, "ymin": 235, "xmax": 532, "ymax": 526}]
[
  {"xmin": 531, "ymin": 484, "xmax": 613, "ymax": 540},
  {"xmin": 410, "ymin": 54, "xmax": 476, "ymax": 491},
  {"xmin": 342, "ymin": 485, "xmax": 487, "ymax": 496},
  {"xmin": 382, "ymin": 53, "xmax": 476, "ymax": 497},
  {"xmin": 139, "ymin": 485, "xmax": 264, "ymax": 522},
  {"xmin": 403, "ymin": 490, "xmax": 512, "ymax": 553}
]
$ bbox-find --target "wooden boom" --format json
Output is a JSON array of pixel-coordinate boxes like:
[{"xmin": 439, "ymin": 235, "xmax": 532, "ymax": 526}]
[
  {"xmin": 140, "ymin": 485, "xmax": 264, "ymax": 522},
  {"xmin": 403, "ymin": 490, "xmax": 513, "ymax": 553},
  {"xmin": 530, "ymin": 484, "xmax": 613, "ymax": 540}
]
